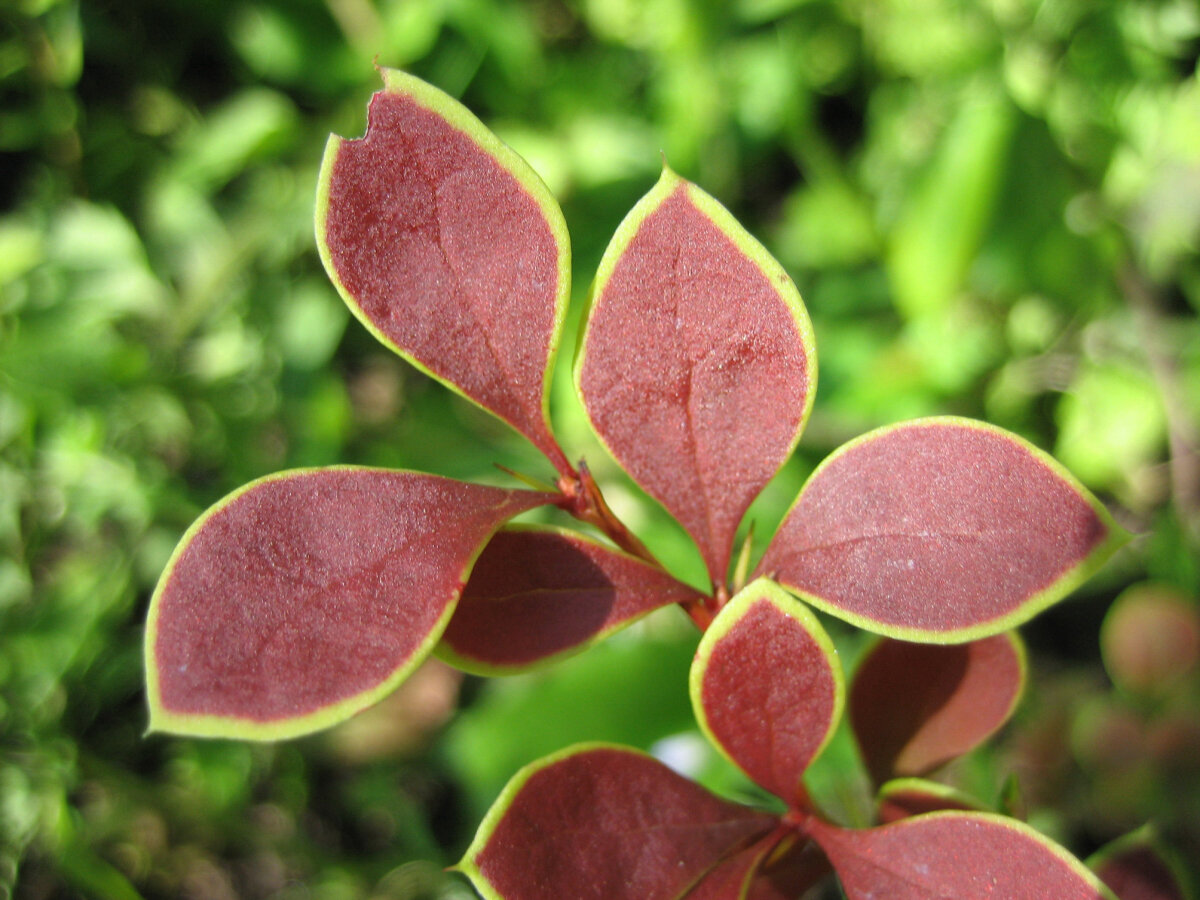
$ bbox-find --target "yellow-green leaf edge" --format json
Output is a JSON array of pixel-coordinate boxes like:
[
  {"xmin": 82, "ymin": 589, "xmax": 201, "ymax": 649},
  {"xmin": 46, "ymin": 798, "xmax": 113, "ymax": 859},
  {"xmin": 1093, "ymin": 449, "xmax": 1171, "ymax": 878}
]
[
  {"xmin": 434, "ymin": 523, "xmax": 695, "ymax": 676},
  {"xmin": 689, "ymin": 577, "xmax": 846, "ymax": 799},
  {"xmin": 144, "ymin": 466, "xmax": 516, "ymax": 741},
  {"xmin": 876, "ymin": 777, "xmax": 988, "ymax": 814},
  {"xmin": 767, "ymin": 416, "xmax": 1132, "ymax": 644},
  {"xmin": 315, "ymin": 67, "xmax": 572, "ymax": 461},
  {"xmin": 573, "ymin": 165, "xmax": 819, "ymax": 577}
]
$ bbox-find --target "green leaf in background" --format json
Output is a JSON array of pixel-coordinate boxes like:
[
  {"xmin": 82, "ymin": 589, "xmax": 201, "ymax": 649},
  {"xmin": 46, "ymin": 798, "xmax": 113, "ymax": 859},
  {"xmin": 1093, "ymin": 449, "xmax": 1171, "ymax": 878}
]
[
  {"xmin": 1055, "ymin": 361, "xmax": 1168, "ymax": 497},
  {"xmin": 442, "ymin": 625, "xmax": 699, "ymax": 821},
  {"xmin": 887, "ymin": 87, "xmax": 1015, "ymax": 321}
]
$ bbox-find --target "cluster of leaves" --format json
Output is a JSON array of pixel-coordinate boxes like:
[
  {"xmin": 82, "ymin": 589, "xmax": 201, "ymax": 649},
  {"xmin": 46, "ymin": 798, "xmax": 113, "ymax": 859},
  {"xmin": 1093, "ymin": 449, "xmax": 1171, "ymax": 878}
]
[
  {"xmin": 142, "ymin": 68, "xmax": 1192, "ymax": 898},
  {"xmin": 460, "ymin": 583, "xmax": 1141, "ymax": 898}
]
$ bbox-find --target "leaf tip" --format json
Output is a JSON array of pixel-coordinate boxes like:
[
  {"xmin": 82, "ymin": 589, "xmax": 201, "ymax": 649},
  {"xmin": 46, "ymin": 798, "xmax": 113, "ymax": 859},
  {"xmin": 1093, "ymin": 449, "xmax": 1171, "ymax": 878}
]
[{"xmin": 656, "ymin": 156, "xmax": 683, "ymax": 191}]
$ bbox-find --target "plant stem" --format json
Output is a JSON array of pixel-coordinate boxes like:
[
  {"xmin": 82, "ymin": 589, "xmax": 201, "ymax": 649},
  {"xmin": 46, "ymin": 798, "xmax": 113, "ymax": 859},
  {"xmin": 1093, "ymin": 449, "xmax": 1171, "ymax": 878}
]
[{"xmin": 556, "ymin": 461, "xmax": 658, "ymax": 563}]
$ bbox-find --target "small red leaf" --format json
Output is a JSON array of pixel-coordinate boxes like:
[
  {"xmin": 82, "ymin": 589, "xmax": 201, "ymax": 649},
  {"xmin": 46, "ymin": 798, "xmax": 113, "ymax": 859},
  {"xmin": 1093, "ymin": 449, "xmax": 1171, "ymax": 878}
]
[
  {"xmin": 807, "ymin": 812, "xmax": 1116, "ymax": 899},
  {"xmin": 577, "ymin": 166, "xmax": 815, "ymax": 587},
  {"xmin": 849, "ymin": 633, "xmax": 1026, "ymax": 785},
  {"xmin": 146, "ymin": 468, "xmax": 550, "ymax": 739},
  {"xmin": 760, "ymin": 418, "xmax": 1127, "ymax": 641},
  {"xmin": 683, "ymin": 832, "xmax": 831, "ymax": 900},
  {"xmin": 1088, "ymin": 827, "xmax": 1189, "ymax": 900},
  {"xmin": 459, "ymin": 744, "xmax": 776, "ymax": 900},
  {"xmin": 317, "ymin": 68, "xmax": 571, "ymax": 471},
  {"xmin": 691, "ymin": 579, "xmax": 844, "ymax": 806},
  {"xmin": 682, "ymin": 834, "xmax": 781, "ymax": 900},
  {"xmin": 438, "ymin": 526, "xmax": 705, "ymax": 673},
  {"xmin": 876, "ymin": 778, "xmax": 986, "ymax": 824}
]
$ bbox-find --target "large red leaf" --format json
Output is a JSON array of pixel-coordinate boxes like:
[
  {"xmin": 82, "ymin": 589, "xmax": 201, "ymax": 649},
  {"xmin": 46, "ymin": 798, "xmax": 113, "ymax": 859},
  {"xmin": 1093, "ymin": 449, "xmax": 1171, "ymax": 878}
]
[
  {"xmin": 806, "ymin": 812, "xmax": 1117, "ymax": 899},
  {"xmin": 576, "ymin": 166, "xmax": 815, "ymax": 587},
  {"xmin": 438, "ymin": 526, "xmax": 705, "ymax": 674},
  {"xmin": 146, "ymin": 468, "xmax": 550, "ymax": 739},
  {"xmin": 691, "ymin": 579, "xmax": 844, "ymax": 806},
  {"xmin": 759, "ymin": 418, "xmax": 1127, "ymax": 641},
  {"xmin": 316, "ymin": 68, "xmax": 571, "ymax": 472},
  {"xmin": 458, "ymin": 744, "xmax": 776, "ymax": 900},
  {"xmin": 849, "ymin": 633, "xmax": 1026, "ymax": 785},
  {"xmin": 1088, "ymin": 827, "xmax": 1189, "ymax": 900}
]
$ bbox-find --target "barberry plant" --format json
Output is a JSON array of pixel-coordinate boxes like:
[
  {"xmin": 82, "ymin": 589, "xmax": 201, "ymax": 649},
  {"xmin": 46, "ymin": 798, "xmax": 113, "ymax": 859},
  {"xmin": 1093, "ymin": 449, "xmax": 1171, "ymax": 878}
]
[{"xmin": 142, "ymin": 69, "xmax": 1180, "ymax": 898}]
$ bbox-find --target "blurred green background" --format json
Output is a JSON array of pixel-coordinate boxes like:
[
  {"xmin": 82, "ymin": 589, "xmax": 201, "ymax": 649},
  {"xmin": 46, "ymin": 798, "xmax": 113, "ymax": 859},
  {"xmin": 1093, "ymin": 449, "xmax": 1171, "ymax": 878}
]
[{"xmin": 2, "ymin": 0, "xmax": 1199, "ymax": 896}]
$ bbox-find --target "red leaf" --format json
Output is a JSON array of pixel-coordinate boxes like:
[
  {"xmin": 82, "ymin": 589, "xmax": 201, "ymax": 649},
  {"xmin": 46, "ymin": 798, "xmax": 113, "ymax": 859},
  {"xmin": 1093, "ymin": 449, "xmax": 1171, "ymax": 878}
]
[
  {"xmin": 806, "ymin": 812, "xmax": 1116, "ymax": 899},
  {"xmin": 577, "ymin": 167, "xmax": 815, "ymax": 587},
  {"xmin": 438, "ymin": 526, "xmax": 705, "ymax": 673},
  {"xmin": 760, "ymin": 418, "xmax": 1127, "ymax": 641},
  {"xmin": 1088, "ymin": 827, "xmax": 1189, "ymax": 900},
  {"xmin": 849, "ymin": 633, "xmax": 1026, "ymax": 785},
  {"xmin": 458, "ymin": 744, "xmax": 776, "ymax": 900},
  {"xmin": 691, "ymin": 579, "xmax": 844, "ymax": 806},
  {"xmin": 317, "ymin": 68, "xmax": 571, "ymax": 471},
  {"xmin": 875, "ymin": 778, "xmax": 986, "ymax": 824},
  {"xmin": 146, "ymin": 468, "xmax": 550, "ymax": 739},
  {"xmin": 682, "ymin": 834, "xmax": 782, "ymax": 900}
]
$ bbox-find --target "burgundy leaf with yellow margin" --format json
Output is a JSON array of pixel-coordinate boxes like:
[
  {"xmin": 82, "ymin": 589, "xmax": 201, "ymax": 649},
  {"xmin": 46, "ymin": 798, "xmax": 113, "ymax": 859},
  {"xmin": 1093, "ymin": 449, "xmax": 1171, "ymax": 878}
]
[
  {"xmin": 438, "ymin": 526, "xmax": 706, "ymax": 674},
  {"xmin": 849, "ymin": 633, "xmax": 1026, "ymax": 785},
  {"xmin": 458, "ymin": 744, "xmax": 776, "ymax": 900},
  {"xmin": 577, "ymin": 167, "xmax": 815, "ymax": 587},
  {"xmin": 760, "ymin": 418, "xmax": 1127, "ymax": 641},
  {"xmin": 317, "ymin": 68, "xmax": 571, "ymax": 471},
  {"xmin": 806, "ymin": 812, "xmax": 1116, "ymax": 899},
  {"xmin": 146, "ymin": 468, "xmax": 551, "ymax": 740},
  {"xmin": 690, "ymin": 579, "xmax": 844, "ymax": 806}
]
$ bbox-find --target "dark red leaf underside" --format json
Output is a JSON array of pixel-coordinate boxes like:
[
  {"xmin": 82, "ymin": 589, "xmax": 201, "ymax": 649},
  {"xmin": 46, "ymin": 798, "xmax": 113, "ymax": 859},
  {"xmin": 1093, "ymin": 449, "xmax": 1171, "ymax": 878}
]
[
  {"xmin": 322, "ymin": 84, "xmax": 567, "ymax": 469},
  {"xmin": 697, "ymin": 589, "xmax": 840, "ymax": 805},
  {"xmin": 849, "ymin": 634, "xmax": 1023, "ymax": 784},
  {"xmin": 470, "ymin": 747, "xmax": 776, "ymax": 900},
  {"xmin": 876, "ymin": 779, "xmax": 985, "ymax": 824},
  {"xmin": 1091, "ymin": 839, "xmax": 1187, "ymax": 900},
  {"xmin": 745, "ymin": 839, "xmax": 833, "ymax": 900},
  {"xmin": 579, "ymin": 178, "xmax": 810, "ymax": 585},
  {"xmin": 807, "ymin": 813, "xmax": 1111, "ymax": 900},
  {"xmin": 761, "ymin": 420, "xmax": 1113, "ymax": 635},
  {"xmin": 151, "ymin": 470, "xmax": 548, "ymax": 725},
  {"xmin": 439, "ymin": 527, "xmax": 704, "ymax": 671}
]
